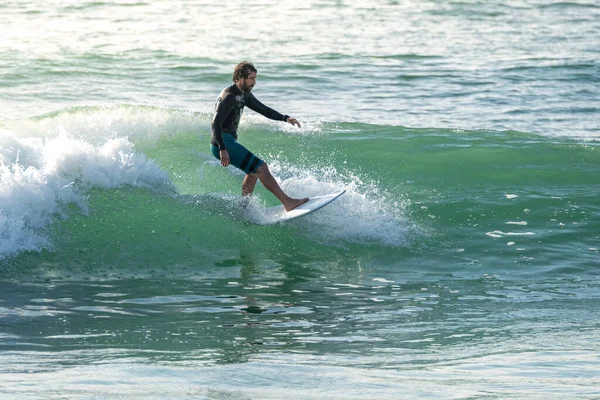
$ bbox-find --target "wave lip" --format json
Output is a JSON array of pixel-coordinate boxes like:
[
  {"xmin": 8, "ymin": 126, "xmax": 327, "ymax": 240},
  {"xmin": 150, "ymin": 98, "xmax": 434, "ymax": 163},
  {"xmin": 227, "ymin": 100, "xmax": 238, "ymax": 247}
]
[{"xmin": 0, "ymin": 126, "xmax": 173, "ymax": 261}]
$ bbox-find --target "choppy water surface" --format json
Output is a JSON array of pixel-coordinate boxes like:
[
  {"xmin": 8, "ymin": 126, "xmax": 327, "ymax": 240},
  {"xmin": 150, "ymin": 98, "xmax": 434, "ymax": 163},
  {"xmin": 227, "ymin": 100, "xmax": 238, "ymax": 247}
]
[{"xmin": 1, "ymin": 0, "xmax": 600, "ymax": 398}]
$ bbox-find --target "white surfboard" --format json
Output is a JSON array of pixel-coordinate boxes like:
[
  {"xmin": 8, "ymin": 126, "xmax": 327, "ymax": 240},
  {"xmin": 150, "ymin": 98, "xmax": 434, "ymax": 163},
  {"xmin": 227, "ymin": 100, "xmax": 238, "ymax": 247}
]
[{"xmin": 256, "ymin": 190, "xmax": 346, "ymax": 225}]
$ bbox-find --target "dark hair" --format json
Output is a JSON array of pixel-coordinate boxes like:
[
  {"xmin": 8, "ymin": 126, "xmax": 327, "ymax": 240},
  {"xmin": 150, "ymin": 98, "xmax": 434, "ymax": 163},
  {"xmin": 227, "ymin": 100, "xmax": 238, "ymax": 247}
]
[{"xmin": 233, "ymin": 61, "xmax": 257, "ymax": 82}]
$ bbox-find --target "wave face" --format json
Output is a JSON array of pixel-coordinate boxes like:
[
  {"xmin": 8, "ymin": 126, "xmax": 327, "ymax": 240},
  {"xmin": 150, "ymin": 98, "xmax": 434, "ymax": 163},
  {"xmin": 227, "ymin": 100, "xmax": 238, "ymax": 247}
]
[{"xmin": 1, "ymin": 106, "xmax": 598, "ymax": 279}]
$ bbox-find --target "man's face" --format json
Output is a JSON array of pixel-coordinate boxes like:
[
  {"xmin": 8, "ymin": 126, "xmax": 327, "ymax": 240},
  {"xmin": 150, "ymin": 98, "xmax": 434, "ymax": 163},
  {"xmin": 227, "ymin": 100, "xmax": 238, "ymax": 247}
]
[{"xmin": 239, "ymin": 72, "xmax": 257, "ymax": 93}]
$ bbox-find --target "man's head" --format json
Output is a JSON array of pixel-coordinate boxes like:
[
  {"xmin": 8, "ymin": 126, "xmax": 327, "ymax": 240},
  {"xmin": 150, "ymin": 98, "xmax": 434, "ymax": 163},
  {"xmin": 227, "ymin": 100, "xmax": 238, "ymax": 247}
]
[{"xmin": 233, "ymin": 61, "xmax": 257, "ymax": 93}]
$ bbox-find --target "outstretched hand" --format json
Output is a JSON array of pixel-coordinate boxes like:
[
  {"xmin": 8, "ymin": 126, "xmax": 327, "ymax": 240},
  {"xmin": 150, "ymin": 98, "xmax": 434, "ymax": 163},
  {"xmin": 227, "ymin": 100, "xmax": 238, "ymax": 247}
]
[{"xmin": 286, "ymin": 117, "xmax": 301, "ymax": 128}]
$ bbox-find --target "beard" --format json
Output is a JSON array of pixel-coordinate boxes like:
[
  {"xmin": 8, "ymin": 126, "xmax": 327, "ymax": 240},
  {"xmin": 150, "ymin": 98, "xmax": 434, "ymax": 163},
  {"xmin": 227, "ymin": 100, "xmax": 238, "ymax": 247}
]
[{"xmin": 242, "ymin": 82, "xmax": 254, "ymax": 93}]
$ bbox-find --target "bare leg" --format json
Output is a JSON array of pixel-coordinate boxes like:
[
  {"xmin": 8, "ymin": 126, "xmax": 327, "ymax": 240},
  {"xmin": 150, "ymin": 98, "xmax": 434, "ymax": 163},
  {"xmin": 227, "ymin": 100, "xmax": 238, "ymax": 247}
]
[
  {"xmin": 242, "ymin": 173, "xmax": 258, "ymax": 197},
  {"xmin": 256, "ymin": 163, "xmax": 308, "ymax": 211}
]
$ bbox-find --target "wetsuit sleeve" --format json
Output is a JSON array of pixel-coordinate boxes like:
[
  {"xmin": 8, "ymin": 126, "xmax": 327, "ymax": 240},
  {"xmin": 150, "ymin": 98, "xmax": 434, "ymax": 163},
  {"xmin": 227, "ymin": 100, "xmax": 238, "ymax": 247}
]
[
  {"xmin": 211, "ymin": 95, "xmax": 236, "ymax": 150},
  {"xmin": 246, "ymin": 94, "xmax": 289, "ymax": 122}
]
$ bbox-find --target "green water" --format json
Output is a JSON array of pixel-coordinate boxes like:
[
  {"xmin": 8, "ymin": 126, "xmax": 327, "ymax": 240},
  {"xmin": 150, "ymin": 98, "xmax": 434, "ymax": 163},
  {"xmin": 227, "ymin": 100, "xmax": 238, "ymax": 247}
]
[{"xmin": 2, "ymin": 0, "xmax": 600, "ymax": 397}]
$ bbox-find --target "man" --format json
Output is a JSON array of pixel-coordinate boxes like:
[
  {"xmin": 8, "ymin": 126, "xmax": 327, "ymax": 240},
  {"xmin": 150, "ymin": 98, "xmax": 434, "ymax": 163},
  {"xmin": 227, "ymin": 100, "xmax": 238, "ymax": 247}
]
[{"xmin": 211, "ymin": 61, "xmax": 309, "ymax": 211}]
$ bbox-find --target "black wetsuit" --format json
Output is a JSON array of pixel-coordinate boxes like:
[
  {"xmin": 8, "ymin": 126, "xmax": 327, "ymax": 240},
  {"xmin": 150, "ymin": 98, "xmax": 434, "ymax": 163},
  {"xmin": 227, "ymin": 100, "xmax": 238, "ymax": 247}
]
[{"xmin": 211, "ymin": 84, "xmax": 289, "ymax": 151}]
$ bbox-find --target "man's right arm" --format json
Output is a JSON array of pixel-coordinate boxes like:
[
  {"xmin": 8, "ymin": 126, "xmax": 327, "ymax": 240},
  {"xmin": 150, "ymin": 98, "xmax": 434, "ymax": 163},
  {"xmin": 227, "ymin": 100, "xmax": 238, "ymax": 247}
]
[{"xmin": 211, "ymin": 95, "xmax": 235, "ymax": 151}]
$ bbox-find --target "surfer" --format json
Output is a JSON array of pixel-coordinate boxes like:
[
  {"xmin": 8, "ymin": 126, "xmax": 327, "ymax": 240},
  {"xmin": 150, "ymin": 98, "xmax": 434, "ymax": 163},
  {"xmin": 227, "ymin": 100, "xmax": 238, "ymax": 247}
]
[{"xmin": 211, "ymin": 61, "xmax": 309, "ymax": 211}]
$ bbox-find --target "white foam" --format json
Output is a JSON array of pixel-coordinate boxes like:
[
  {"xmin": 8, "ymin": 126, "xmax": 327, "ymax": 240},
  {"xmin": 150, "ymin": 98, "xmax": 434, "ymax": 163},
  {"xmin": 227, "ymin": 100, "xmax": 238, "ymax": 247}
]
[
  {"xmin": 0, "ymin": 122, "xmax": 174, "ymax": 260},
  {"xmin": 6, "ymin": 105, "xmax": 205, "ymax": 144},
  {"xmin": 255, "ymin": 158, "xmax": 410, "ymax": 247},
  {"xmin": 486, "ymin": 230, "xmax": 535, "ymax": 238}
]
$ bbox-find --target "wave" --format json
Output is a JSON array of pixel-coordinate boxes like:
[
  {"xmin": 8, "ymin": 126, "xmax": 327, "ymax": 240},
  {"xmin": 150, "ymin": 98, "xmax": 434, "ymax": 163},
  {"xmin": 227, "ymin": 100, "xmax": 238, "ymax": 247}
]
[
  {"xmin": 0, "ymin": 106, "xmax": 410, "ymax": 265},
  {"xmin": 0, "ymin": 107, "xmax": 181, "ymax": 260},
  {"xmin": 1, "ymin": 105, "xmax": 598, "ymax": 278}
]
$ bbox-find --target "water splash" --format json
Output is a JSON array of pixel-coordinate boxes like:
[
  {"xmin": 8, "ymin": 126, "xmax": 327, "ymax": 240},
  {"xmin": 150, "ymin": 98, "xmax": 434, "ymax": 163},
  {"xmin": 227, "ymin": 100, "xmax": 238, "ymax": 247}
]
[
  {"xmin": 245, "ymin": 156, "xmax": 410, "ymax": 247},
  {"xmin": 0, "ymin": 122, "xmax": 173, "ymax": 260}
]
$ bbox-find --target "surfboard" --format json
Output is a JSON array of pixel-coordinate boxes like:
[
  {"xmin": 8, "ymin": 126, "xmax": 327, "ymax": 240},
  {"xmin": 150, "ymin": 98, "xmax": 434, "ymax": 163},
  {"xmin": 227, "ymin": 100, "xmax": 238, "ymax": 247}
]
[{"xmin": 257, "ymin": 190, "xmax": 346, "ymax": 225}]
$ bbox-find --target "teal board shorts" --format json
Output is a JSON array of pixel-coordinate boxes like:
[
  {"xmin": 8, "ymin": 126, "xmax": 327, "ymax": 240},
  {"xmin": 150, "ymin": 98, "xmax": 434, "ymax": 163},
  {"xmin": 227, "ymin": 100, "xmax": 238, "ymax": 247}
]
[{"xmin": 211, "ymin": 133, "xmax": 264, "ymax": 174}]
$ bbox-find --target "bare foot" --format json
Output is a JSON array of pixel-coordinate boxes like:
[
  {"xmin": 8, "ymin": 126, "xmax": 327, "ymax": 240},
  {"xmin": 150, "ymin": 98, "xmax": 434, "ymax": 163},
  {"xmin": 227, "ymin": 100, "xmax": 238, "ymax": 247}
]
[{"xmin": 284, "ymin": 197, "xmax": 309, "ymax": 212}]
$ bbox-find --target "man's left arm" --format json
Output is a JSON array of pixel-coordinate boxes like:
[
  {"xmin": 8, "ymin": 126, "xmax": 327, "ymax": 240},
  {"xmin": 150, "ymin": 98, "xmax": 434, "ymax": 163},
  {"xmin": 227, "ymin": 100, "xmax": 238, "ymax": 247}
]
[{"xmin": 247, "ymin": 94, "xmax": 301, "ymax": 128}]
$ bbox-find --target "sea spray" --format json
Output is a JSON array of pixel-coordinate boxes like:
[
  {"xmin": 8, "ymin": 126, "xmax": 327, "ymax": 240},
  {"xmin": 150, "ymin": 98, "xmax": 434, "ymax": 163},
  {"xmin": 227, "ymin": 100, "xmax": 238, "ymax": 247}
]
[{"xmin": 0, "ymin": 126, "xmax": 173, "ymax": 260}]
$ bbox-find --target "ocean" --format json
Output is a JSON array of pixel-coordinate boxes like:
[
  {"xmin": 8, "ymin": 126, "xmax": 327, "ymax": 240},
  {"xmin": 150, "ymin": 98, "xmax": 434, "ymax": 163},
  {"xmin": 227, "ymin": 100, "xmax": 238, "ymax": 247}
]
[{"xmin": 1, "ymin": 1, "xmax": 599, "ymax": 399}]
